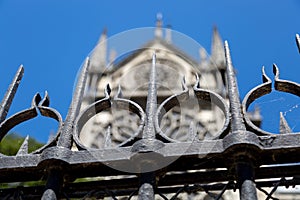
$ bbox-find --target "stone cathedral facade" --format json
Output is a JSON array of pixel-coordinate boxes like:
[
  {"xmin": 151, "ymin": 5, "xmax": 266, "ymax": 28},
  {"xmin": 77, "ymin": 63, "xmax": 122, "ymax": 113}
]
[{"xmin": 79, "ymin": 17, "xmax": 261, "ymax": 150}]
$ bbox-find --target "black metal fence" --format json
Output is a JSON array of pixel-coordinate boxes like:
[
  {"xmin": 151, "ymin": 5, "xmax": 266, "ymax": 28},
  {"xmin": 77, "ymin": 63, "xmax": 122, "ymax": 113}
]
[{"xmin": 0, "ymin": 35, "xmax": 300, "ymax": 200}]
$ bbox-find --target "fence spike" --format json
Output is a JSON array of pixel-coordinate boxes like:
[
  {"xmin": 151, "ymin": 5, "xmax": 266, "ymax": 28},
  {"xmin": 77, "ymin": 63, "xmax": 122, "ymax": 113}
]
[
  {"xmin": 58, "ymin": 57, "xmax": 90, "ymax": 148},
  {"xmin": 17, "ymin": 135, "xmax": 29, "ymax": 155},
  {"xmin": 0, "ymin": 65, "xmax": 24, "ymax": 123},
  {"xmin": 224, "ymin": 41, "xmax": 246, "ymax": 132},
  {"xmin": 143, "ymin": 52, "xmax": 158, "ymax": 139},
  {"xmin": 188, "ymin": 121, "xmax": 199, "ymax": 142},
  {"xmin": 104, "ymin": 125, "xmax": 112, "ymax": 148},
  {"xmin": 279, "ymin": 112, "xmax": 292, "ymax": 134}
]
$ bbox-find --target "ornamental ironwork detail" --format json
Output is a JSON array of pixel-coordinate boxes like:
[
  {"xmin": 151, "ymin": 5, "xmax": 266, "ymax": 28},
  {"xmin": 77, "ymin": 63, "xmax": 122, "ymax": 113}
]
[{"xmin": 0, "ymin": 34, "xmax": 300, "ymax": 200}]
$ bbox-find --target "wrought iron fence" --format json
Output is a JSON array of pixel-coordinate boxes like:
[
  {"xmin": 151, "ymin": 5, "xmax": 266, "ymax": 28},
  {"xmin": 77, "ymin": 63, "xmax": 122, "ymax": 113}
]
[{"xmin": 0, "ymin": 35, "xmax": 300, "ymax": 200}]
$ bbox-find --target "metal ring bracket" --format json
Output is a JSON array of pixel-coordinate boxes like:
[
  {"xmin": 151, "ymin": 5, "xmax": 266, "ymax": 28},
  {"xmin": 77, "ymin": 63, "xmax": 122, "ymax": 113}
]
[
  {"xmin": 242, "ymin": 64, "xmax": 300, "ymax": 135},
  {"xmin": 73, "ymin": 84, "xmax": 145, "ymax": 150},
  {"xmin": 0, "ymin": 92, "xmax": 63, "ymax": 155}
]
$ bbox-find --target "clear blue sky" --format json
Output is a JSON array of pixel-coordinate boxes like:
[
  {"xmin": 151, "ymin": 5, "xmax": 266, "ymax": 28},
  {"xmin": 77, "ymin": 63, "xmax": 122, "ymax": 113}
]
[{"xmin": 1, "ymin": 0, "xmax": 300, "ymax": 143}]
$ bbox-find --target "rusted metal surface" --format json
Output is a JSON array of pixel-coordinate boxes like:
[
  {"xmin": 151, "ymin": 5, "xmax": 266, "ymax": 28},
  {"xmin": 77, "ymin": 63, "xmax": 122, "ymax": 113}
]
[{"xmin": 0, "ymin": 35, "xmax": 300, "ymax": 200}]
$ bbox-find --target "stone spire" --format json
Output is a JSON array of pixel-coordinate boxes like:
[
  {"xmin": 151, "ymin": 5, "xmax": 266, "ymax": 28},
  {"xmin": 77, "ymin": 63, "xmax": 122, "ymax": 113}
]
[
  {"xmin": 165, "ymin": 25, "xmax": 172, "ymax": 43},
  {"xmin": 211, "ymin": 26, "xmax": 225, "ymax": 69},
  {"xmin": 155, "ymin": 13, "xmax": 163, "ymax": 39},
  {"xmin": 109, "ymin": 49, "xmax": 117, "ymax": 65},
  {"xmin": 85, "ymin": 29, "xmax": 108, "ymax": 98},
  {"xmin": 199, "ymin": 47, "xmax": 209, "ymax": 69},
  {"xmin": 90, "ymin": 28, "xmax": 107, "ymax": 73}
]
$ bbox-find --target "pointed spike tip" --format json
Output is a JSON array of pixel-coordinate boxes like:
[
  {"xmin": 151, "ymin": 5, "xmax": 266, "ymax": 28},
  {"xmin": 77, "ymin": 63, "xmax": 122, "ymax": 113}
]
[
  {"xmin": 18, "ymin": 64, "xmax": 25, "ymax": 74},
  {"xmin": 115, "ymin": 84, "xmax": 123, "ymax": 99},
  {"xmin": 181, "ymin": 76, "xmax": 187, "ymax": 91},
  {"xmin": 194, "ymin": 73, "xmax": 200, "ymax": 88},
  {"xmin": 182, "ymin": 76, "xmax": 186, "ymax": 84},
  {"xmin": 85, "ymin": 57, "xmax": 90, "ymax": 69},
  {"xmin": 152, "ymin": 52, "xmax": 156, "ymax": 65},
  {"xmin": 14, "ymin": 65, "xmax": 24, "ymax": 81},
  {"xmin": 188, "ymin": 121, "xmax": 200, "ymax": 142},
  {"xmin": 279, "ymin": 112, "xmax": 292, "ymax": 134},
  {"xmin": 261, "ymin": 66, "xmax": 271, "ymax": 83},
  {"xmin": 40, "ymin": 91, "xmax": 50, "ymax": 107},
  {"xmin": 224, "ymin": 40, "xmax": 232, "ymax": 66},
  {"xmin": 296, "ymin": 34, "xmax": 300, "ymax": 53},
  {"xmin": 32, "ymin": 93, "xmax": 42, "ymax": 107},
  {"xmin": 272, "ymin": 63, "xmax": 280, "ymax": 80},
  {"xmin": 224, "ymin": 41, "xmax": 230, "ymax": 54},
  {"xmin": 224, "ymin": 40, "xmax": 229, "ymax": 49},
  {"xmin": 17, "ymin": 135, "xmax": 29, "ymax": 155},
  {"xmin": 104, "ymin": 84, "xmax": 112, "ymax": 97}
]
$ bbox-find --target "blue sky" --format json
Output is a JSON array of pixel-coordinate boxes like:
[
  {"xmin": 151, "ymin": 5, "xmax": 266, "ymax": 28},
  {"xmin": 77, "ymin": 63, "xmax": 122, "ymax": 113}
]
[{"xmin": 0, "ymin": 0, "xmax": 300, "ymax": 143}]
